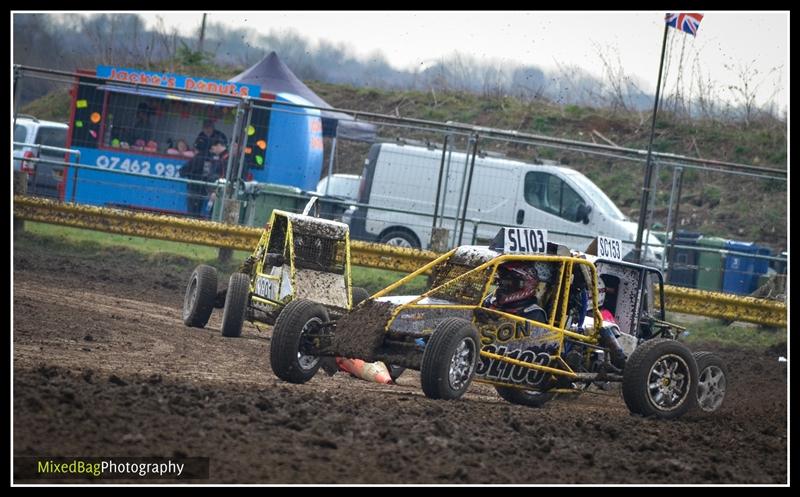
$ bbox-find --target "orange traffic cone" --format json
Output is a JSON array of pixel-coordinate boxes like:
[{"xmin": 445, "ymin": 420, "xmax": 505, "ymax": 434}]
[{"xmin": 335, "ymin": 357, "xmax": 393, "ymax": 384}]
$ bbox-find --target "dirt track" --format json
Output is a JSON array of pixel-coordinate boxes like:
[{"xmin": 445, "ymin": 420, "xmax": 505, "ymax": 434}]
[{"xmin": 13, "ymin": 239, "xmax": 788, "ymax": 484}]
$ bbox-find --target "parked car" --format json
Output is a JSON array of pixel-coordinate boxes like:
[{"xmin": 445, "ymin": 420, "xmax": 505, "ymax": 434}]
[
  {"xmin": 13, "ymin": 115, "xmax": 69, "ymax": 199},
  {"xmin": 347, "ymin": 142, "xmax": 664, "ymax": 265}
]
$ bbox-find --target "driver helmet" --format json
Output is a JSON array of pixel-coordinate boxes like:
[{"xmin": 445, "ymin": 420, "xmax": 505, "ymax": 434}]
[{"xmin": 496, "ymin": 262, "xmax": 540, "ymax": 305}]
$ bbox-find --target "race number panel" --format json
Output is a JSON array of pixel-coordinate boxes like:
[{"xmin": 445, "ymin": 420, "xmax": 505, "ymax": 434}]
[
  {"xmin": 255, "ymin": 275, "xmax": 278, "ymax": 300},
  {"xmin": 597, "ymin": 236, "xmax": 623, "ymax": 260},
  {"xmin": 504, "ymin": 228, "xmax": 548, "ymax": 254}
]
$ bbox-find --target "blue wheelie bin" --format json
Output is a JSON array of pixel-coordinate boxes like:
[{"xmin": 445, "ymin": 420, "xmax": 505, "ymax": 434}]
[{"xmin": 722, "ymin": 240, "xmax": 758, "ymax": 295}]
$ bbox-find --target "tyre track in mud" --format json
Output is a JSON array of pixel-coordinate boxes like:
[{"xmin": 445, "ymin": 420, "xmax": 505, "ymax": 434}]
[{"xmin": 13, "ymin": 250, "xmax": 787, "ymax": 483}]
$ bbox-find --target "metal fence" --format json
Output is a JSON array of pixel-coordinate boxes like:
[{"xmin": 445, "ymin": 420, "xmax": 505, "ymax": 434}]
[
  {"xmin": 13, "ymin": 64, "xmax": 787, "ymax": 297},
  {"xmin": 12, "ymin": 195, "xmax": 787, "ymax": 328}
]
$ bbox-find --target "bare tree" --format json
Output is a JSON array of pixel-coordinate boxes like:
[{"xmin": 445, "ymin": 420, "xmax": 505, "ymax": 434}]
[
  {"xmin": 690, "ymin": 49, "xmax": 719, "ymax": 120},
  {"xmin": 725, "ymin": 59, "xmax": 783, "ymax": 126},
  {"xmin": 593, "ymin": 42, "xmax": 632, "ymax": 113},
  {"xmin": 669, "ymin": 33, "xmax": 690, "ymax": 118},
  {"xmin": 152, "ymin": 15, "xmax": 180, "ymax": 72}
]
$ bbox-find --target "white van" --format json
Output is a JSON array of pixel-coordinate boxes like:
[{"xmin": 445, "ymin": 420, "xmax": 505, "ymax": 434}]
[{"xmin": 347, "ymin": 142, "xmax": 664, "ymax": 265}]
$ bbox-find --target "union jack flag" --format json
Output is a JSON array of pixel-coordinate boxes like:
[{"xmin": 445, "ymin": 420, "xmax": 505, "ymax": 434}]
[{"xmin": 665, "ymin": 13, "xmax": 704, "ymax": 36}]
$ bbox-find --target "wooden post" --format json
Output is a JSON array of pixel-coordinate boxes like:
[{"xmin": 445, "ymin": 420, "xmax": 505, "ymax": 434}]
[
  {"xmin": 14, "ymin": 171, "xmax": 27, "ymax": 234},
  {"xmin": 217, "ymin": 198, "xmax": 241, "ymax": 262}
]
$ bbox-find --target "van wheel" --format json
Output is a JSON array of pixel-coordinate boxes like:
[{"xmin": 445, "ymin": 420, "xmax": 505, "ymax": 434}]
[{"xmin": 378, "ymin": 228, "xmax": 420, "ymax": 249}]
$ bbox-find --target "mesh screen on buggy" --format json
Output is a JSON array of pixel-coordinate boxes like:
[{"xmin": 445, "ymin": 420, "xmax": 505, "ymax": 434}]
[
  {"xmin": 292, "ymin": 233, "xmax": 346, "ymax": 274},
  {"xmin": 427, "ymin": 264, "xmax": 494, "ymax": 305},
  {"xmin": 429, "ymin": 261, "xmax": 474, "ymax": 290}
]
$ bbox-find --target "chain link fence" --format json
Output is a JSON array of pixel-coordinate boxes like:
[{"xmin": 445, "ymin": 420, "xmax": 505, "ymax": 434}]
[{"xmin": 13, "ymin": 64, "xmax": 787, "ymax": 297}]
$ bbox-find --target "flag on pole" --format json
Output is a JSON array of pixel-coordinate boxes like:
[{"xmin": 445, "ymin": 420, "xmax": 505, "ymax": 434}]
[{"xmin": 665, "ymin": 13, "xmax": 704, "ymax": 36}]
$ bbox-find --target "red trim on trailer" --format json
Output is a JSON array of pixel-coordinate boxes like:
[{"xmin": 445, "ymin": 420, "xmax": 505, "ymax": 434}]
[{"xmin": 97, "ymin": 89, "xmax": 109, "ymax": 147}]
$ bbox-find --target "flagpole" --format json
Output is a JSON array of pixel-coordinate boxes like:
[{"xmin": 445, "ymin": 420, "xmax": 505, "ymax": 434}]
[{"xmin": 634, "ymin": 19, "xmax": 670, "ymax": 264}]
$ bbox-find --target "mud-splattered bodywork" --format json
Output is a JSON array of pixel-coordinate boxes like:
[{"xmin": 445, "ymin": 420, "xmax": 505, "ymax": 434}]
[
  {"xmin": 247, "ymin": 210, "xmax": 354, "ymax": 324},
  {"xmin": 327, "ymin": 245, "xmax": 600, "ymax": 382},
  {"xmin": 326, "ymin": 241, "xmax": 682, "ymax": 395}
]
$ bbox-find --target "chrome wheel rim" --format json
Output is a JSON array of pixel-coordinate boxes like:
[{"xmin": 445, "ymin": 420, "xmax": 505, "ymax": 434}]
[
  {"xmin": 448, "ymin": 338, "xmax": 476, "ymax": 391},
  {"xmin": 697, "ymin": 365, "xmax": 726, "ymax": 412},
  {"xmin": 647, "ymin": 354, "xmax": 691, "ymax": 411}
]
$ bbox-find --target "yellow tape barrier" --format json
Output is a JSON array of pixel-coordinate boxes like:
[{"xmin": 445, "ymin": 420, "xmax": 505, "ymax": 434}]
[{"xmin": 14, "ymin": 195, "xmax": 786, "ymax": 327}]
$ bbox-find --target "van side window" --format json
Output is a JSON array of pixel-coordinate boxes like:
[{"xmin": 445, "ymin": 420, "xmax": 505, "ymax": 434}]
[
  {"xmin": 524, "ymin": 172, "xmax": 585, "ymax": 222},
  {"xmin": 524, "ymin": 172, "xmax": 550, "ymax": 211}
]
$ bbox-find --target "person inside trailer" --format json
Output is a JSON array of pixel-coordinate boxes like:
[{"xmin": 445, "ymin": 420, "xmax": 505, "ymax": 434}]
[{"xmin": 194, "ymin": 118, "xmax": 228, "ymax": 160}]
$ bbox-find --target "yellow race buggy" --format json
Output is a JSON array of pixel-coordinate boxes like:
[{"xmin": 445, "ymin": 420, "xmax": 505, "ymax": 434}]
[
  {"xmin": 269, "ymin": 227, "xmax": 728, "ymax": 419},
  {"xmin": 182, "ymin": 199, "xmax": 370, "ymax": 339}
]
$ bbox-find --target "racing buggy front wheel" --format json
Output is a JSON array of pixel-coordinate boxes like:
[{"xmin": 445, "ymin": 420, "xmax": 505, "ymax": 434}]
[
  {"xmin": 495, "ymin": 387, "xmax": 555, "ymax": 408},
  {"xmin": 622, "ymin": 339, "xmax": 698, "ymax": 419},
  {"xmin": 421, "ymin": 318, "xmax": 480, "ymax": 400},
  {"xmin": 693, "ymin": 351, "xmax": 728, "ymax": 413},
  {"xmin": 220, "ymin": 272, "xmax": 250, "ymax": 338},
  {"xmin": 270, "ymin": 299, "xmax": 329, "ymax": 384},
  {"xmin": 183, "ymin": 265, "xmax": 218, "ymax": 328}
]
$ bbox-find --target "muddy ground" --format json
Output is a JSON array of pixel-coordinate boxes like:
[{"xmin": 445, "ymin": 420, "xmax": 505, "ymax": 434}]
[{"xmin": 12, "ymin": 235, "xmax": 788, "ymax": 484}]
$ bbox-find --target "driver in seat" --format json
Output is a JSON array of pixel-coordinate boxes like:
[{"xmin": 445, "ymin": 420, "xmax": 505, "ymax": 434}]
[{"xmin": 483, "ymin": 262, "xmax": 552, "ymax": 323}]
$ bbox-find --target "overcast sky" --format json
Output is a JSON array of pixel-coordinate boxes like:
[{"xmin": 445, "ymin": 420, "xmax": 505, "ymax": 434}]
[{"xmin": 45, "ymin": 11, "xmax": 793, "ymax": 110}]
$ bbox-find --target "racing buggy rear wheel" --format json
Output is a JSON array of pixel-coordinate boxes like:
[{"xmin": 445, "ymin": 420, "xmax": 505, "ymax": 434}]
[
  {"xmin": 421, "ymin": 318, "xmax": 480, "ymax": 400},
  {"xmin": 270, "ymin": 299, "xmax": 329, "ymax": 384},
  {"xmin": 183, "ymin": 265, "xmax": 218, "ymax": 328},
  {"xmin": 622, "ymin": 338, "xmax": 698, "ymax": 419},
  {"xmin": 495, "ymin": 387, "xmax": 555, "ymax": 408},
  {"xmin": 220, "ymin": 272, "xmax": 250, "ymax": 338},
  {"xmin": 693, "ymin": 351, "xmax": 728, "ymax": 413}
]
